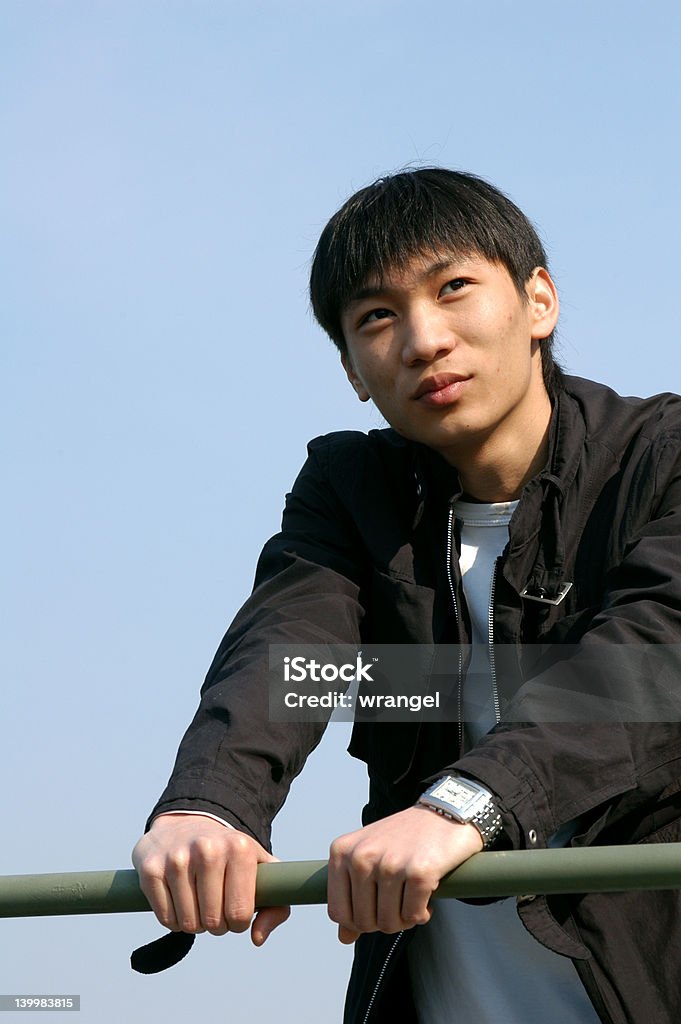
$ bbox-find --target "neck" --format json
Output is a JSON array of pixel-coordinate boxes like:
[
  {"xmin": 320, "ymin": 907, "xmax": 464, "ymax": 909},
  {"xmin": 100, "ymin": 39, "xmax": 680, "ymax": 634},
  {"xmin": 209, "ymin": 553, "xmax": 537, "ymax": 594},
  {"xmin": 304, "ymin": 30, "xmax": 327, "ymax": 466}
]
[{"xmin": 445, "ymin": 390, "xmax": 553, "ymax": 503}]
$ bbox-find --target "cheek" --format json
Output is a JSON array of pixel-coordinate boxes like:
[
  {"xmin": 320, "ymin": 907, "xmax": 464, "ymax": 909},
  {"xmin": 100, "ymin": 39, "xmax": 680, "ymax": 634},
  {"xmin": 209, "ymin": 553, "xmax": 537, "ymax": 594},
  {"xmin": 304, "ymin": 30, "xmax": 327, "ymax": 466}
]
[{"xmin": 359, "ymin": 361, "xmax": 395, "ymax": 398}]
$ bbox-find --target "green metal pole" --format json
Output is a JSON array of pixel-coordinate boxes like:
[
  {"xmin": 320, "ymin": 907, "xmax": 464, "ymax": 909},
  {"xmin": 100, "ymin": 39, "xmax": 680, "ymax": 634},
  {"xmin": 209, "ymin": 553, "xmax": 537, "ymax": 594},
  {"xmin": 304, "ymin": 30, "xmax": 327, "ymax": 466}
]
[{"xmin": 2, "ymin": 844, "xmax": 681, "ymax": 919}]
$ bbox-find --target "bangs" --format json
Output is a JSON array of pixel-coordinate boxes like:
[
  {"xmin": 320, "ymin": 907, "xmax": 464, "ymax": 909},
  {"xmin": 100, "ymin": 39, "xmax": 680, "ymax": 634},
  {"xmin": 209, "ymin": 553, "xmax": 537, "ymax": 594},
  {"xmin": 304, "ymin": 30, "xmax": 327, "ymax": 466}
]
[{"xmin": 310, "ymin": 168, "xmax": 547, "ymax": 346}]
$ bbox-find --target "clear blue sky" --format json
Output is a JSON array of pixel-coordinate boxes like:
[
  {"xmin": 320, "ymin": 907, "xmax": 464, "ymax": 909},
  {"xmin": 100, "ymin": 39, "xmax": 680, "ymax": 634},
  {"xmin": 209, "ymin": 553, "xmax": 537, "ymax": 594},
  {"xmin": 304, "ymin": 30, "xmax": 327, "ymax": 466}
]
[{"xmin": 2, "ymin": 1, "xmax": 680, "ymax": 1020}]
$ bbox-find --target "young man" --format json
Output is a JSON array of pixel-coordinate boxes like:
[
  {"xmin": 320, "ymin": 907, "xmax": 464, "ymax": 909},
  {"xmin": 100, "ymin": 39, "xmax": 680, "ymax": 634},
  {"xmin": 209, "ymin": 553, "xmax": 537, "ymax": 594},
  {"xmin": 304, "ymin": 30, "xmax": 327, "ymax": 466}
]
[{"xmin": 133, "ymin": 169, "xmax": 681, "ymax": 1023}]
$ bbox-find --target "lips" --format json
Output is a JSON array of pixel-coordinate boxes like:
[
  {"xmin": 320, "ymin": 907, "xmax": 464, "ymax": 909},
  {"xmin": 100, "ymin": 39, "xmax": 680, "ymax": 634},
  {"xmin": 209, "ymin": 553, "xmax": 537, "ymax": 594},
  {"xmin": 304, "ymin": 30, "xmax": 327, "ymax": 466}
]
[{"xmin": 412, "ymin": 373, "xmax": 471, "ymax": 405}]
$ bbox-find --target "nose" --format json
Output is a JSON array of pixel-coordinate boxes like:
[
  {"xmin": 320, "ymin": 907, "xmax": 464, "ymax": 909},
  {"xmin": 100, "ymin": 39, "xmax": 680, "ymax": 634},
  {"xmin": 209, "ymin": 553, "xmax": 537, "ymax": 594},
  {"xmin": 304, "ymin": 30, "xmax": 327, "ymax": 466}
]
[{"xmin": 400, "ymin": 304, "xmax": 455, "ymax": 365}]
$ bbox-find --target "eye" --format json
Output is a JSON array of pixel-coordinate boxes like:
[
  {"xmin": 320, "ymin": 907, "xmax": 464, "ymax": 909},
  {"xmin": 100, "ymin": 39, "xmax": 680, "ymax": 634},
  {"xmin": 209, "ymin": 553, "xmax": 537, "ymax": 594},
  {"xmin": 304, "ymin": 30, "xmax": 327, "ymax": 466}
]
[
  {"xmin": 440, "ymin": 278, "xmax": 467, "ymax": 296},
  {"xmin": 359, "ymin": 307, "xmax": 394, "ymax": 326}
]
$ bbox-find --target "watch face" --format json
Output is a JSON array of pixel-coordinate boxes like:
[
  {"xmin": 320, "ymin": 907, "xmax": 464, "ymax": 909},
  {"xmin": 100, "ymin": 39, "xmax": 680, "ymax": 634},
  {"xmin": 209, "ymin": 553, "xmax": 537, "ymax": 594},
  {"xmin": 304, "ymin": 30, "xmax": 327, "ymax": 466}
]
[{"xmin": 431, "ymin": 777, "xmax": 481, "ymax": 814}]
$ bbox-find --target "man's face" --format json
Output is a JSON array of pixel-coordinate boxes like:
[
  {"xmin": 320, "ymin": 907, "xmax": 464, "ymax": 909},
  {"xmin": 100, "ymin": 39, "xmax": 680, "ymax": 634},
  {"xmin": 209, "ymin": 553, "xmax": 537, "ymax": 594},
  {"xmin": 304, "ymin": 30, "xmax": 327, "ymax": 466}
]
[{"xmin": 339, "ymin": 253, "xmax": 559, "ymax": 466}]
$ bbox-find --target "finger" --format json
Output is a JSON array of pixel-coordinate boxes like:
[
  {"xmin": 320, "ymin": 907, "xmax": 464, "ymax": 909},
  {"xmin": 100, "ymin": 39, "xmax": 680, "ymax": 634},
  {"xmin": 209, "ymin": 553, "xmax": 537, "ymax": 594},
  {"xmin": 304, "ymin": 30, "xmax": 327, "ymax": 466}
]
[
  {"xmin": 400, "ymin": 872, "xmax": 435, "ymax": 928},
  {"xmin": 223, "ymin": 836, "xmax": 258, "ymax": 933},
  {"xmin": 375, "ymin": 869, "xmax": 408, "ymax": 934},
  {"xmin": 350, "ymin": 870, "xmax": 378, "ymax": 934},
  {"xmin": 327, "ymin": 848, "xmax": 355, "ymax": 931},
  {"xmin": 192, "ymin": 847, "xmax": 230, "ymax": 935},
  {"xmin": 140, "ymin": 871, "xmax": 181, "ymax": 933},
  {"xmin": 251, "ymin": 905, "xmax": 291, "ymax": 946},
  {"xmin": 338, "ymin": 924, "xmax": 361, "ymax": 945},
  {"xmin": 132, "ymin": 842, "xmax": 176, "ymax": 928},
  {"xmin": 165, "ymin": 854, "xmax": 205, "ymax": 934}
]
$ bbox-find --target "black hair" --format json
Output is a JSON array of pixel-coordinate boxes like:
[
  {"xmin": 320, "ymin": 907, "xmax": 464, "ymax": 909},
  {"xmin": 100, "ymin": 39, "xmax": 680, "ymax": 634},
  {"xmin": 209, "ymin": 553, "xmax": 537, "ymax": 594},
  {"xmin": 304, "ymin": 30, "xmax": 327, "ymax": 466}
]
[{"xmin": 310, "ymin": 167, "xmax": 562, "ymax": 395}]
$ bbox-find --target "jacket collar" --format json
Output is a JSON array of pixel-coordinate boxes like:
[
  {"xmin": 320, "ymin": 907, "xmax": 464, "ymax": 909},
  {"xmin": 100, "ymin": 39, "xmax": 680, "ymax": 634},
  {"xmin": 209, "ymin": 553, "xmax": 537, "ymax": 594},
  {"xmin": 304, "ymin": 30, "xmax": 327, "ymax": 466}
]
[
  {"xmin": 500, "ymin": 388, "xmax": 584, "ymax": 601},
  {"xmin": 407, "ymin": 385, "xmax": 588, "ymax": 602}
]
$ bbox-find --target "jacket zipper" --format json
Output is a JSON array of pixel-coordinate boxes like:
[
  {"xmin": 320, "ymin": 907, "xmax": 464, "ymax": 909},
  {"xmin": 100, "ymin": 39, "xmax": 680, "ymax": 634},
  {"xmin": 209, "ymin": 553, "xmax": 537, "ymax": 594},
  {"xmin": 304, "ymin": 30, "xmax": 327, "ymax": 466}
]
[
  {"xmin": 361, "ymin": 931, "xmax": 404, "ymax": 1024},
  {"xmin": 488, "ymin": 556, "xmax": 501, "ymax": 725},
  {"xmin": 360, "ymin": 512, "xmax": 499, "ymax": 1024},
  {"xmin": 446, "ymin": 505, "xmax": 465, "ymax": 748}
]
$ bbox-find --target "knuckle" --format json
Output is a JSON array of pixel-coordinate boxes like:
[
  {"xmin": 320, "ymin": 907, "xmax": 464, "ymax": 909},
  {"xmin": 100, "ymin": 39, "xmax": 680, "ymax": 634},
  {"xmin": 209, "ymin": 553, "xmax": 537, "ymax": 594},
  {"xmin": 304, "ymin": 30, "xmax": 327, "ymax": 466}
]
[
  {"xmin": 136, "ymin": 854, "xmax": 165, "ymax": 882},
  {"xmin": 329, "ymin": 837, "xmax": 349, "ymax": 863},
  {"xmin": 376, "ymin": 912, "xmax": 396, "ymax": 933},
  {"xmin": 350, "ymin": 862, "xmax": 372, "ymax": 885},
  {"xmin": 157, "ymin": 911, "xmax": 177, "ymax": 930},
  {"xmin": 227, "ymin": 915, "xmax": 251, "ymax": 934},
  {"xmin": 131, "ymin": 839, "xmax": 149, "ymax": 866},
  {"xmin": 349, "ymin": 846, "xmax": 376, "ymax": 876},
  {"xmin": 354, "ymin": 909, "xmax": 375, "ymax": 932},
  {"xmin": 206, "ymin": 923, "xmax": 229, "ymax": 936},
  {"xmin": 378, "ymin": 853, "xmax": 404, "ymax": 880},
  {"xmin": 229, "ymin": 834, "xmax": 253, "ymax": 856},
  {"xmin": 226, "ymin": 901, "xmax": 253, "ymax": 932},
  {"xmin": 407, "ymin": 872, "xmax": 430, "ymax": 892},
  {"xmin": 192, "ymin": 839, "xmax": 222, "ymax": 868},
  {"xmin": 166, "ymin": 850, "xmax": 191, "ymax": 876},
  {"xmin": 178, "ymin": 916, "xmax": 200, "ymax": 933},
  {"xmin": 407, "ymin": 858, "xmax": 436, "ymax": 886},
  {"xmin": 404, "ymin": 908, "xmax": 430, "ymax": 926},
  {"xmin": 327, "ymin": 897, "xmax": 350, "ymax": 927},
  {"xmin": 202, "ymin": 914, "xmax": 226, "ymax": 933}
]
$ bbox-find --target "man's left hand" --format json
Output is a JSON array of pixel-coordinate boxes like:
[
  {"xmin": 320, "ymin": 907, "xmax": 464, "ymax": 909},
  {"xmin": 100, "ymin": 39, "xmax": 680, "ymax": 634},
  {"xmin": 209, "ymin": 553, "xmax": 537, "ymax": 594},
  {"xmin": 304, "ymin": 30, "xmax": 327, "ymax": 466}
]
[{"xmin": 327, "ymin": 806, "xmax": 483, "ymax": 943}]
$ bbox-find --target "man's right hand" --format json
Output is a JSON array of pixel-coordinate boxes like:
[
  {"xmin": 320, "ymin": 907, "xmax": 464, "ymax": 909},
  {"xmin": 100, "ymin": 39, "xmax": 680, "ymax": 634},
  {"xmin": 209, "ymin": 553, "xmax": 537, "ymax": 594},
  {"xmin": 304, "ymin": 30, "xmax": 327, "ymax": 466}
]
[{"xmin": 132, "ymin": 813, "xmax": 290, "ymax": 944}]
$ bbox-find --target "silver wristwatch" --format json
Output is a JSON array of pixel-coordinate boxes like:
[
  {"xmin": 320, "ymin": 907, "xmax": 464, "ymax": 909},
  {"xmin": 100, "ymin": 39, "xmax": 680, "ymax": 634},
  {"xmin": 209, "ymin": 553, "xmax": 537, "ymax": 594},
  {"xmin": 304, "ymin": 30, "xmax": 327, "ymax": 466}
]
[{"xmin": 417, "ymin": 774, "xmax": 503, "ymax": 849}]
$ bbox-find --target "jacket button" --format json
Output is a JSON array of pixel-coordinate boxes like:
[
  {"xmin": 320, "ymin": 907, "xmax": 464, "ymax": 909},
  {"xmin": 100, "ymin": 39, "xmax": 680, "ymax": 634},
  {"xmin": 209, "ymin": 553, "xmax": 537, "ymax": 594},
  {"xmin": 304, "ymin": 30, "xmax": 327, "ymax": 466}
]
[{"xmin": 528, "ymin": 829, "xmax": 538, "ymax": 845}]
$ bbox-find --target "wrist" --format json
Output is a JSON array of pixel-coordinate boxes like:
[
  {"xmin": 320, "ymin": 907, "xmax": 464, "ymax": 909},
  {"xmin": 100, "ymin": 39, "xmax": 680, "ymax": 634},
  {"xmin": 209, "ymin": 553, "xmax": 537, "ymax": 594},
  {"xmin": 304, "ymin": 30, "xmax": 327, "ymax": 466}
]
[
  {"xmin": 414, "ymin": 805, "xmax": 484, "ymax": 848},
  {"xmin": 416, "ymin": 774, "xmax": 503, "ymax": 850}
]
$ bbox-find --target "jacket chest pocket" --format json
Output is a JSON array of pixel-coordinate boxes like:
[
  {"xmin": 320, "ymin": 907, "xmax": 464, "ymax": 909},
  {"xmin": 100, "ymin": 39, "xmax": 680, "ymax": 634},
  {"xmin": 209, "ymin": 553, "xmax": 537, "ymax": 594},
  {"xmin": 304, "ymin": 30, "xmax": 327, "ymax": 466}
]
[{"xmin": 364, "ymin": 567, "xmax": 443, "ymax": 642}]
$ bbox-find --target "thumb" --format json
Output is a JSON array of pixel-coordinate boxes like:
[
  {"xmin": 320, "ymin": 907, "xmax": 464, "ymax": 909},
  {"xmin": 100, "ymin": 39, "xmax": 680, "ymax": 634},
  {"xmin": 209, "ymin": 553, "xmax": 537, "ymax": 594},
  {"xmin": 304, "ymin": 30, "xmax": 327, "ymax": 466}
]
[
  {"xmin": 251, "ymin": 904, "xmax": 291, "ymax": 946},
  {"xmin": 251, "ymin": 851, "xmax": 290, "ymax": 945}
]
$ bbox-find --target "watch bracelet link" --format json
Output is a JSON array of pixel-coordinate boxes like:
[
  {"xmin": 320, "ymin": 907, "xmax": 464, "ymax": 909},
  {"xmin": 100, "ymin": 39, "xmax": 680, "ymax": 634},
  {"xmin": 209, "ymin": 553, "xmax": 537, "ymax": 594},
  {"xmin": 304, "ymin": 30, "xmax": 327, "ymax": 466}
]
[
  {"xmin": 420, "ymin": 800, "xmax": 502, "ymax": 848},
  {"xmin": 470, "ymin": 805, "xmax": 503, "ymax": 848}
]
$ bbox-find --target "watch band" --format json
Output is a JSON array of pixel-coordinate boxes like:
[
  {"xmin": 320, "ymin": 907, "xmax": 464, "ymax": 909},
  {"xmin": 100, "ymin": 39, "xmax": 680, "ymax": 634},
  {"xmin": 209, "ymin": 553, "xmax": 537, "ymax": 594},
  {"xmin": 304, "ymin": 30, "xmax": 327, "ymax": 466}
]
[{"xmin": 468, "ymin": 802, "xmax": 504, "ymax": 849}]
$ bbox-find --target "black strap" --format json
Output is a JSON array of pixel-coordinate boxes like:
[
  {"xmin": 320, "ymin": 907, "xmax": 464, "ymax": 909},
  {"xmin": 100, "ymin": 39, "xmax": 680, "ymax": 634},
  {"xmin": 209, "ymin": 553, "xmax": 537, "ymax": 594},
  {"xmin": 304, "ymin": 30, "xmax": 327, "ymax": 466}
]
[{"xmin": 130, "ymin": 931, "xmax": 195, "ymax": 974}]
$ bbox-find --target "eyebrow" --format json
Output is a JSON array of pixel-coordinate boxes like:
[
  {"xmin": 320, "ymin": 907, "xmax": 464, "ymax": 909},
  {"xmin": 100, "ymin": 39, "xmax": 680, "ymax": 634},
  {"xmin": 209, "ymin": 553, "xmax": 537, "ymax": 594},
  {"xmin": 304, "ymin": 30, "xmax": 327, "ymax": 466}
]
[{"xmin": 345, "ymin": 256, "xmax": 473, "ymax": 307}]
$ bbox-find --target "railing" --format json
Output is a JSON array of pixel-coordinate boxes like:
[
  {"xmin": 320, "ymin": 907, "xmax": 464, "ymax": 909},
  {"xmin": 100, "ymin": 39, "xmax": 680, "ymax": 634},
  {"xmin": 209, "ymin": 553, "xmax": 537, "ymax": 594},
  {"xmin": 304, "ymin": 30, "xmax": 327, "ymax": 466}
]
[{"xmin": 2, "ymin": 844, "xmax": 681, "ymax": 918}]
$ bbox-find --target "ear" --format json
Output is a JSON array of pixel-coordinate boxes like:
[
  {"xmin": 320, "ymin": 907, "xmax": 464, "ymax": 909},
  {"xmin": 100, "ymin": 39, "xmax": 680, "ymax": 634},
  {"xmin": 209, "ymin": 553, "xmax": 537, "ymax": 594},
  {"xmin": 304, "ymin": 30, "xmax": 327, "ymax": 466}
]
[
  {"xmin": 341, "ymin": 352, "xmax": 371, "ymax": 402},
  {"xmin": 527, "ymin": 267, "xmax": 560, "ymax": 340}
]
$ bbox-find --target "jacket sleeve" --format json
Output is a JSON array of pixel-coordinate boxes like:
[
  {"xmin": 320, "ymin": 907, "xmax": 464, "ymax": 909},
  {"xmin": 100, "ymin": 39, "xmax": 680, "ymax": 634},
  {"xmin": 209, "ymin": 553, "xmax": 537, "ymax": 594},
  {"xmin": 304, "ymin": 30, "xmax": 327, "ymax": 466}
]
[
  {"xmin": 448, "ymin": 433, "xmax": 681, "ymax": 853},
  {"xmin": 147, "ymin": 436, "xmax": 368, "ymax": 851}
]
